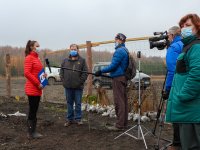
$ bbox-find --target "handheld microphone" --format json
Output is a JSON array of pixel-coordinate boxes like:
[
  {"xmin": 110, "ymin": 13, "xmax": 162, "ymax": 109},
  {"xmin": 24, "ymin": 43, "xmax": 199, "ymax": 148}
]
[{"xmin": 45, "ymin": 58, "xmax": 52, "ymax": 73}]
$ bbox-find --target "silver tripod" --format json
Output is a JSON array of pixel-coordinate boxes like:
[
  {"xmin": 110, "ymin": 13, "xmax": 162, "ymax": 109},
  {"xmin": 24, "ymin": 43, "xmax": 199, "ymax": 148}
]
[{"xmin": 115, "ymin": 51, "xmax": 150, "ymax": 149}]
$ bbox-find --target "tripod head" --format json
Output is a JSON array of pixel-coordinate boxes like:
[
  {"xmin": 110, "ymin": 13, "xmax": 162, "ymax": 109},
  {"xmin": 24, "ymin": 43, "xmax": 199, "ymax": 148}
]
[{"xmin": 137, "ymin": 51, "xmax": 141, "ymax": 58}]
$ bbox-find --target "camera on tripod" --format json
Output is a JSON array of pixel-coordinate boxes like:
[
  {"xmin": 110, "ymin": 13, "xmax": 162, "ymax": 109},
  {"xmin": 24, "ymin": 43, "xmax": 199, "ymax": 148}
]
[{"xmin": 149, "ymin": 31, "xmax": 169, "ymax": 50}]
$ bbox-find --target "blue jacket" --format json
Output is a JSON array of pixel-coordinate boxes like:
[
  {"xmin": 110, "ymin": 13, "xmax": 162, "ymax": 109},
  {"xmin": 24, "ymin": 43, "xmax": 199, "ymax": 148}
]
[
  {"xmin": 165, "ymin": 36, "xmax": 183, "ymax": 91},
  {"xmin": 101, "ymin": 43, "xmax": 129, "ymax": 78}
]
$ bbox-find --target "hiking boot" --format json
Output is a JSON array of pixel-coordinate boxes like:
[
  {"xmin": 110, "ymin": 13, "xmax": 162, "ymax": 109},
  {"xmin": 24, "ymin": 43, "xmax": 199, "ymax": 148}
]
[
  {"xmin": 32, "ymin": 132, "xmax": 43, "ymax": 138},
  {"xmin": 64, "ymin": 121, "xmax": 73, "ymax": 127},
  {"xmin": 106, "ymin": 125, "xmax": 124, "ymax": 131},
  {"xmin": 32, "ymin": 119, "xmax": 42, "ymax": 138},
  {"xmin": 167, "ymin": 146, "xmax": 181, "ymax": 150},
  {"xmin": 27, "ymin": 120, "xmax": 34, "ymax": 139},
  {"xmin": 27, "ymin": 119, "xmax": 42, "ymax": 139},
  {"xmin": 76, "ymin": 121, "xmax": 83, "ymax": 126}
]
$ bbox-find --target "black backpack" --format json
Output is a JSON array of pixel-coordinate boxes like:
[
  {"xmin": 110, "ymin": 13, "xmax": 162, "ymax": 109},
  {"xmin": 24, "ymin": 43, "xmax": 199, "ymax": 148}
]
[{"xmin": 124, "ymin": 48, "xmax": 137, "ymax": 80}]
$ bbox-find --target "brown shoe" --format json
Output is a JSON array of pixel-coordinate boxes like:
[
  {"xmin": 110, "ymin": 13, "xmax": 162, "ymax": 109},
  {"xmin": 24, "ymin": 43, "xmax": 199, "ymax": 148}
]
[
  {"xmin": 167, "ymin": 146, "xmax": 181, "ymax": 150},
  {"xmin": 64, "ymin": 121, "xmax": 73, "ymax": 127},
  {"xmin": 106, "ymin": 125, "xmax": 124, "ymax": 131}
]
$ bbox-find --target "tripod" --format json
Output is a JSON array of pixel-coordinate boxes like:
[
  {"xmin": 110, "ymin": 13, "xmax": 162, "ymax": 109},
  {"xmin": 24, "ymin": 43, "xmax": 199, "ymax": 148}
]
[
  {"xmin": 152, "ymin": 72, "xmax": 172, "ymax": 150},
  {"xmin": 115, "ymin": 51, "xmax": 150, "ymax": 149}
]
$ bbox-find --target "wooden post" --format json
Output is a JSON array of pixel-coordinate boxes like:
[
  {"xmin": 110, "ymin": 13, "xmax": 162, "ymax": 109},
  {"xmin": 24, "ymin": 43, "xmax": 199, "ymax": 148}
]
[
  {"xmin": 86, "ymin": 41, "xmax": 93, "ymax": 95},
  {"xmin": 41, "ymin": 51, "xmax": 47, "ymax": 102},
  {"xmin": 5, "ymin": 54, "xmax": 11, "ymax": 98}
]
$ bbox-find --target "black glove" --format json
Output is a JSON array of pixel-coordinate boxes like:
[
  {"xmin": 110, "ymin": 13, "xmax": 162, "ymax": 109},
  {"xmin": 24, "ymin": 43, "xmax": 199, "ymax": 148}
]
[
  {"xmin": 162, "ymin": 90, "xmax": 169, "ymax": 100},
  {"xmin": 95, "ymin": 70, "xmax": 102, "ymax": 76}
]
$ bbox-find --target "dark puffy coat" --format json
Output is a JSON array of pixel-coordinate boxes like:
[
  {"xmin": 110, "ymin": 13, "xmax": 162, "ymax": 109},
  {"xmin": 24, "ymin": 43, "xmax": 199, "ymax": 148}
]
[{"xmin": 60, "ymin": 55, "xmax": 88, "ymax": 89}]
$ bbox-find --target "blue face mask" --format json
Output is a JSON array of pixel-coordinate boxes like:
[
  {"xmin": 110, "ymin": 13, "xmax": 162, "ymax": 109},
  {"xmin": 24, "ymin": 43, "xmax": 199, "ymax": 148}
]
[
  {"xmin": 35, "ymin": 47, "xmax": 41, "ymax": 53},
  {"xmin": 70, "ymin": 50, "xmax": 78, "ymax": 57},
  {"xmin": 115, "ymin": 42, "xmax": 120, "ymax": 47},
  {"xmin": 181, "ymin": 26, "xmax": 193, "ymax": 38}
]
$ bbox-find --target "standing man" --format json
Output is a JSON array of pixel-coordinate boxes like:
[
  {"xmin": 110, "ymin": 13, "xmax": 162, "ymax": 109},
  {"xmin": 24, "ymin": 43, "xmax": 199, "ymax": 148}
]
[
  {"xmin": 163, "ymin": 26, "xmax": 183, "ymax": 150},
  {"xmin": 95, "ymin": 33, "xmax": 129, "ymax": 130},
  {"xmin": 60, "ymin": 44, "xmax": 88, "ymax": 126}
]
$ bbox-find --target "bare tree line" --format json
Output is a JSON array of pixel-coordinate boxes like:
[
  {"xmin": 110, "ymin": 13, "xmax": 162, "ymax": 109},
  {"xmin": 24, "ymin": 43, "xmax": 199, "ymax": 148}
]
[{"xmin": 0, "ymin": 46, "xmax": 165, "ymax": 76}]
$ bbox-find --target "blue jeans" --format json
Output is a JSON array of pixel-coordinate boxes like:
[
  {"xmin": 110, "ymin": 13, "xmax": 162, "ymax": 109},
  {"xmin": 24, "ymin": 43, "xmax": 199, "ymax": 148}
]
[{"xmin": 65, "ymin": 88, "xmax": 83, "ymax": 121}]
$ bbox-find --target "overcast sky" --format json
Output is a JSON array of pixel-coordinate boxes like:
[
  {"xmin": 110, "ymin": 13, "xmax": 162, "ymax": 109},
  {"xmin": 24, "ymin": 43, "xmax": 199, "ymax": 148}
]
[{"xmin": 0, "ymin": 0, "xmax": 200, "ymax": 50}]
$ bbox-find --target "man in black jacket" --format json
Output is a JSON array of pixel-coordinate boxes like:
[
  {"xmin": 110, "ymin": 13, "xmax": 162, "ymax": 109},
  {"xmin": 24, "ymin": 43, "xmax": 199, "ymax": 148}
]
[{"xmin": 60, "ymin": 44, "xmax": 88, "ymax": 126}]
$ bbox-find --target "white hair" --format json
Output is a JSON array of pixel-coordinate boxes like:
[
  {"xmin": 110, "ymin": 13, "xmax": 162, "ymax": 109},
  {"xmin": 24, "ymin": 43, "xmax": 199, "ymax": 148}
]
[{"xmin": 168, "ymin": 26, "xmax": 181, "ymax": 35}]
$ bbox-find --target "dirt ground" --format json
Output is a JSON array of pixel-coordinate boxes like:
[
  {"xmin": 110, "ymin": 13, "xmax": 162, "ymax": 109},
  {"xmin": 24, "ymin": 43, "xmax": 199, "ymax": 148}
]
[
  {"xmin": 0, "ymin": 77, "xmax": 173, "ymax": 150},
  {"xmin": 0, "ymin": 77, "xmax": 164, "ymax": 107},
  {"xmin": 0, "ymin": 96, "xmax": 173, "ymax": 150}
]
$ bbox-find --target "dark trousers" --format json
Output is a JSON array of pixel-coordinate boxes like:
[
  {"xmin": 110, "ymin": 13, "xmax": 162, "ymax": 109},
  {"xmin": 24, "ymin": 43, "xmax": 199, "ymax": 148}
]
[
  {"xmin": 28, "ymin": 96, "xmax": 40, "ymax": 120},
  {"xmin": 112, "ymin": 76, "xmax": 128, "ymax": 128},
  {"xmin": 179, "ymin": 123, "xmax": 200, "ymax": 150},
  {"xmin": 173, "ymin": 123, "xmax": 181, "ymax": 146}
]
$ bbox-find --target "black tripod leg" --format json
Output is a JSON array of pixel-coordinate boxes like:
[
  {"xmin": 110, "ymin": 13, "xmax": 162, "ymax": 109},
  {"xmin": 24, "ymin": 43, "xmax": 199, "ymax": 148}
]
[
  {"xmin": 152, "ymin": 97, "xmax": 164, "ymax": 135},
  {"xmin": 154, "ymin": 101, "xmax": 165, "ymax": 150},
  {"xmin": 154, "ymin": 100, "xmax": 172, "ymax": 150},
  {"xmin": 152, "ymin": 72, "xmax": 167, "ymax": 135}
]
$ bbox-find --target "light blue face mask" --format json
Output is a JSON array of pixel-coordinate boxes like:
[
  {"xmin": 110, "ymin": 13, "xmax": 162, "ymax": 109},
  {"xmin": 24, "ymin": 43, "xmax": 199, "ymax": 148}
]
[
  {"xmin": 35, "ymin": 47, "xmax": 41, "ymax": 53},
  {"xmin": 115, "ymin": 42, "xmax": 120, "ymax": 47},
  {"xmin": 70, "ymin": 50, "xmax": 78, "ymax": 57},
  {"xmin": 181, "ymin": 26, "xmax": 193, "ymax": 38}
]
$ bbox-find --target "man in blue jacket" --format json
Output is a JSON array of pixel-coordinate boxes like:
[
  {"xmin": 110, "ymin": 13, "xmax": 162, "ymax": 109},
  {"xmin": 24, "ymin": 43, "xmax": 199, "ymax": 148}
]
[
  {"xmin": 164, "ymin": 26, "xmax": 183, "ymax": 150},
  {"xmin": 95, "ymin": 33, "xmax": 129, "ymax": 130},
  {"xmin": 165, "ymin": 26, "xmax": 183, "ymax": 94}
]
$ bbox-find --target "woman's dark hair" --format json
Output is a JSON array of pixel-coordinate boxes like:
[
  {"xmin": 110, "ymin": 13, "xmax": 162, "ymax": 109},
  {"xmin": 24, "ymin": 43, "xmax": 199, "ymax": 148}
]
[
  {"xmin": 25, "ymin": 40, "xmax": 37, "ymax": 56},
  {"xmin": 179, "ymin": 13, "xmax": 200, "ymax": 36}
]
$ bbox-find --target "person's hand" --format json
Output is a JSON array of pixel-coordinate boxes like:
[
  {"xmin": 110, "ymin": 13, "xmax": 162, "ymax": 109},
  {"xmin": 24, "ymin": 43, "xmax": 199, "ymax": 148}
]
[
  {"xmin": 38, "ymin": 84, "xmax": 43, "ymax": 89},
  {"xmin": 43, "ymin": 73, "xmax": 47, "ymax": 78},
  {"xmin": 162, "ymin": 90, "xmax": 169, "ymax": 100},
  {"xmin": 95, "ymin": 70, "xmax": 102, "ymax": 77}
]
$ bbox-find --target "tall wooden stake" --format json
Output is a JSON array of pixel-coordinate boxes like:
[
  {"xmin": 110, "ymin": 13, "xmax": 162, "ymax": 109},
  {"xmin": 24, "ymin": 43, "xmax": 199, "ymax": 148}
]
[
  {"xmin": 86, "ymin": 41, "xmax": 93, "ymax": 95},
  {"xmin": 6, "ymin": 54, "xmax": 11, "ymax": 98}
]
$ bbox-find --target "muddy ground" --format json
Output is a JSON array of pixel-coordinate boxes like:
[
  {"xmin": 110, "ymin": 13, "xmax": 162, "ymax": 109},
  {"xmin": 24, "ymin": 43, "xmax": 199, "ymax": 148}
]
[
  {"xmin": 0, "ymin": 77, "xmax": 164, "ymax": 108},
  {"xmin": 0, "ymin": 77, "xmax": 173, "ymax": 150},
  {"xmin": 0, "ymin": 96, "xmax": 173, "ymax": 150}
]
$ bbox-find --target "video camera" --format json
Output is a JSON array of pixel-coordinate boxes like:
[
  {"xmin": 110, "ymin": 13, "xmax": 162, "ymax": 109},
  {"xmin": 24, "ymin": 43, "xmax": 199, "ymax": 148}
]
[{"xmin": 149, "ymin": 31, "xmax": 169, "ymax": 50}]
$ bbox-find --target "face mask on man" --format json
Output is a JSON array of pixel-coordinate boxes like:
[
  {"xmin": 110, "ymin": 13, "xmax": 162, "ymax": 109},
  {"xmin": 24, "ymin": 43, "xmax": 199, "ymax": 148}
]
[
  {"xmin": 115, "ymin": 42, "xmax": 120, "ymax": 47},
  {"xmin": 70, "ymin": 50, "xmax": 78, "ymax": 57},
  {"xmin": 181, "ymin": 26, "xmax": 193, "ymax": 38}
]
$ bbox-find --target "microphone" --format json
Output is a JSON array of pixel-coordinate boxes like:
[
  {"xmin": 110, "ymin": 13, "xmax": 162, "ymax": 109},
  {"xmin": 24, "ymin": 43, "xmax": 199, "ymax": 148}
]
[{"xmin": 45, "ymin": 58, "xmax": 52, "ymax": 73}]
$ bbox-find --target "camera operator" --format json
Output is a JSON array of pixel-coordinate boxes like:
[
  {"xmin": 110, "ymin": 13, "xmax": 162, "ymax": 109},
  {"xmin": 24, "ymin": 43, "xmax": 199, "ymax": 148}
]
[
  {"xmin": 60, "ymin": 44, "xmax": 88, "ymax": 127},
  {"xmin": 166, "ymin": 14, "xmax": 200, "ymax": 150},
  {"xmin": 163, "ymin": 26, "xmax": 183, "ymax": 150}
]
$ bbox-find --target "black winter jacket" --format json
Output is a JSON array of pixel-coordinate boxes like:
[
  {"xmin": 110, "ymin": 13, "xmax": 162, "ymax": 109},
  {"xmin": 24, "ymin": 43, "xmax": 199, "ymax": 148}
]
[{"xmin": 60, "ymin": 56, "xmax": 88, "ymax": 89}]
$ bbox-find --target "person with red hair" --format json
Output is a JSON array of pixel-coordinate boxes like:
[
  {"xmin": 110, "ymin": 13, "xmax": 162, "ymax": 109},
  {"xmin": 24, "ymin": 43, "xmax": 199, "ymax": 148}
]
[{"xmin": 166, "ymin": 14, "xmax": 200, "ymax": 150}]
